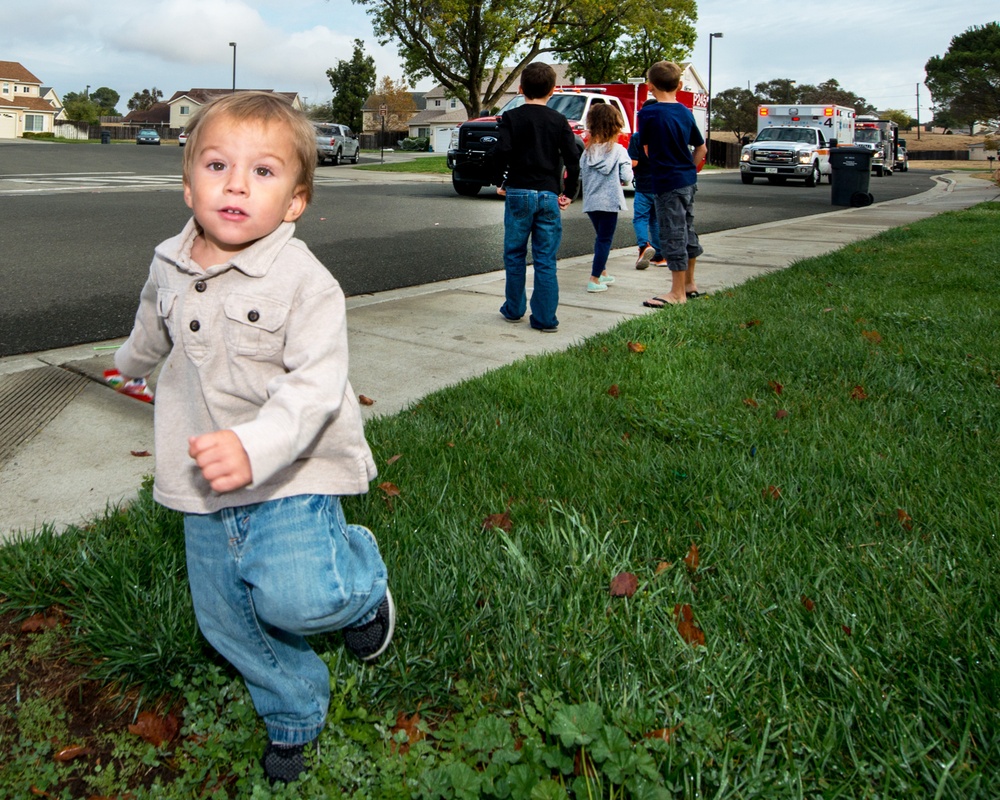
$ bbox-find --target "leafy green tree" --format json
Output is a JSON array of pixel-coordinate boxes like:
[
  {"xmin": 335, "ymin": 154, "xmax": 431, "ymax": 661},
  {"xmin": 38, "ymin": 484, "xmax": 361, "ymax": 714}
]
[
  {"xmin": 90, "ymin": 87, "xmax": 120, "ymax": 116},
  {"xmin": 713, "ymin": 87, "xmax": 758, "ymax": 142},
  {"xmin": 61, "ymin": 90, "xmax": 100, "ymax": 124},
  {"xmin": 128, "ymin": 88, "xmax": 163, "ymax": 112},
  {"xmin": 554, "ymin": 0, "xmax": 696, "ymax": 85},
  {"xmin": 797, "ymin": 79, "xmax": 874, "ymax": 114},
  {"xmin": 353, "ymin": 0, "xmax": 645, "ymax": 119},
  {"xmin": 327, "ymin": 38, "xmax": 376, "ymax": 132},
  {"xmin": 925, "ymin": 23, "xmax": 1000, "ymax": 131},
  {"xmin": 879, "ymin": 108, "xmax": 913, "ymax": 129},
  {"xmin": 755, "ymin": 79, "xmax": 798, "ymax": 104}
]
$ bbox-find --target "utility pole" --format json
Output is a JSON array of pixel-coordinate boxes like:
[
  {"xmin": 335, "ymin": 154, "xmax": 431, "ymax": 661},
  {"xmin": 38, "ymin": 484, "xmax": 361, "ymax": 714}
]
[{"xmin": 916, "ymin": 83, "xmax": 921, "ymax": 140}]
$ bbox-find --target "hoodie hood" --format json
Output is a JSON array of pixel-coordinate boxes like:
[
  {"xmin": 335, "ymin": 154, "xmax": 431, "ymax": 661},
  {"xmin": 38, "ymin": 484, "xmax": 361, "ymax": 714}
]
[{"xmin": 582, "ymin": 143, "xmax": 620, "ymax": 175}]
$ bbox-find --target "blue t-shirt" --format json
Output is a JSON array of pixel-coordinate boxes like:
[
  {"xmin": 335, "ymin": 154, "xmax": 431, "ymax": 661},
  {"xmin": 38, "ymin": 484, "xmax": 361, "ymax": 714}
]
[
  {"xmin": 627, "ymin": 132, "xmax": 654, "ymax": 195},
  {"xmin": 637, "ymin": 101, "xmax": 704, "ymax": 193}
]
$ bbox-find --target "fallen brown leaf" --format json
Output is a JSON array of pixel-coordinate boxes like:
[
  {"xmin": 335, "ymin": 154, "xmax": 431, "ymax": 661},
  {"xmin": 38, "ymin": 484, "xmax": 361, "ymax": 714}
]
[
  {"xmin": 897, "ymin": 508, "xmax": 913, "ymax": 531},
  {"xmin": 683, "ymin": 543, "xmax": 699, "ymax": 573},
  {"xmin": 378, "ymin": 482, "xmax": 401, "ymax": 497},
  {"xmin": 673, "ymin": 603, "xmax": 706, "ymax": 646},
  {"xmin": 130, "ymin": 450, "xmax": 152, "ymax": 457},
  {"xmin": 769, "ymin": 381, "xmax": 783, "ymax": 395},
  {"xmin": 390, "ymin": 711, "xmax": 426, "ymax": 755},
  {"xmin": 607, "ymin": 384, "xmax": 620, "ymax": 397},
  {"xmin": 775, "ymin": 409, "xmax": 789, "ymax": 420},
  {"xmin": 801, "ymin": 595, "xmax": 815, "ymax": 612},
  {"xmin": 358, "ymin": 394, "xmax": 375, "ymax": 406},
  {"xmin": 482, "ymin": 511, "xmax": 513, "ymax": 532},
  {"xmin": 20, "ymin": 613, "xmax": 61, "ymax": 633},
  {"xmin": 763, "ymin": 485, "xmax": 782, "ymax": 500},
  {"xmin": 645, "ymin": 724, "xmax": 682, "ymax": 742},
  {"xmin": 742, "ymin": 397, "xmax": 759, "ymax": 408},
  {"xmin": 627, "ymin": 341, "xmax": 646, "ymax": 353},
  {"xmin": 53, "ymin": 744, "xmax": 92, "ymax": 762},
  {"xmin": 850, "ymin": 385, "xmax": 868, "ymax": 401},
  {"xmin": 655, "ymin": 561, "xmax": 672, "ymax": 575},
  {"xmin": 128, "ymin": 711, "xmax": 179, "ymax": 748},
  {"xmin": 609, "ymin": 572, "xmax": 638, "ymax": 597},
  {"xmin": 385, "ymin": 454, "xmax": 402, "ymax": 466},
  {"xmin": 862, "ymin": 330, "xmax": 882, "ymax": 344}
]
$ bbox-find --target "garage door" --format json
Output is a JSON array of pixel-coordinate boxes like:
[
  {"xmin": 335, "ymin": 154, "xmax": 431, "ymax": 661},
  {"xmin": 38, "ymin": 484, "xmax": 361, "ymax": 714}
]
[{"xmin": 0, "ymin": 112, "xmax": 17, "ymax": 139}]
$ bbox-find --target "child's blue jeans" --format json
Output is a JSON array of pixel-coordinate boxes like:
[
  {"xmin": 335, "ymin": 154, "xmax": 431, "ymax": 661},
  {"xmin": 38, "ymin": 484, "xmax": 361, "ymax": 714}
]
[
  {"xmin": 500, "ymin": 188, "xmax": 562, "ymax": 330},
  {"xmin": 632, "ymin": 190, "xmax": 662, "ymax": 257},
  {"xmin": 184, "ymin": 494, "xmax": 388, "ymax": 746}
]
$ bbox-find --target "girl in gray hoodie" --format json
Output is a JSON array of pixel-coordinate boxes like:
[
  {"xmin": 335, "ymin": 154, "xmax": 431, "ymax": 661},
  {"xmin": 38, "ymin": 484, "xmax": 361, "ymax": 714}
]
[{"xmin": 580, "ymin": 104, "xmax": 634, "ymax": 293}]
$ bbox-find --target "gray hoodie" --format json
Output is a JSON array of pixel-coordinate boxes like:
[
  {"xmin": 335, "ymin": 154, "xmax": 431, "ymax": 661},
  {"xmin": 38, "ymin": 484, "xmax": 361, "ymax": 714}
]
[{"xmin": 580, "ymin": 142, "xmax": 634, "ymax": 213}]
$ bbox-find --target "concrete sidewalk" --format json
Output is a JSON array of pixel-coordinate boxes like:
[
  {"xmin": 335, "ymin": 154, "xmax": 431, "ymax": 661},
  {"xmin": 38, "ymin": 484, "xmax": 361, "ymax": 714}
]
[{"xmin": 2, "ymin": 171, "xmax": 996, "ymax": 541}]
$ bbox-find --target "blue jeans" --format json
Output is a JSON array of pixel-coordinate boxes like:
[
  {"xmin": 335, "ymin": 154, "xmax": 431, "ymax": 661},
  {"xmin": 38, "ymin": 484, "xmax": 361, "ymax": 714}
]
[
  {"xmin": 586, "ymin": 210, "xmax": 618, "ymax": 278},
  {"xmin": 632, "ymin": 190, "xmax": 662, "ymax": 258},
  {"xmin": 500, "ymin": 189, "xmax": 562, "ymax": 330},
  {"xmin": 184, "ymin": 495, "xmax": 387, "ymax": 746},
  {"xmin": 654, "ymin": 184, "xmax": 704, "ymax": 271}
]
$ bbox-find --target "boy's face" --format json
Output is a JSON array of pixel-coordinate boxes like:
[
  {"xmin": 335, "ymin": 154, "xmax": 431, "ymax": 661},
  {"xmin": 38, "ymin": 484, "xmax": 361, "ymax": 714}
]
[{"xmin": 183, "ymin": 114, "xmax": 307, "ymax": 265}]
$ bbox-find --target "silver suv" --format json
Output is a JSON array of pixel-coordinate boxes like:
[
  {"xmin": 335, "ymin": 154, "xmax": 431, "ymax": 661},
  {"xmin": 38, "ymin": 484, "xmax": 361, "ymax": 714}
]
[{"xmin": 314, "ymin": 122, "xmax": 360, "ymax": 165}]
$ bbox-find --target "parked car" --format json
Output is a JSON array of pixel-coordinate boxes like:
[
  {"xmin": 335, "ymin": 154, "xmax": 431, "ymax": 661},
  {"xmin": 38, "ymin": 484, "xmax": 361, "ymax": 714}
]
[
  {"xmin": 136, "ymin": 129, "xmax": 161, "ymax": 146},
  {"xmin": 894, "ymin": 144, "xmax": 908, "ymax": 172},
  {"xmin": 178, "ymin": 130, "xmax": 187, "ymax": 147},
  {"xmin": 313, "ymin": 122, "xmax": 360, "ymax": 165}
]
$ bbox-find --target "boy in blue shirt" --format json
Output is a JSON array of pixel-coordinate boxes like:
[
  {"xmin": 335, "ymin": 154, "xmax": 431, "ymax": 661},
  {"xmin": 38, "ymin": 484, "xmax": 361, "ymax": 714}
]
[{"xmin": 638, "ymin": 61, "xmax": 708, "ymax": 307}]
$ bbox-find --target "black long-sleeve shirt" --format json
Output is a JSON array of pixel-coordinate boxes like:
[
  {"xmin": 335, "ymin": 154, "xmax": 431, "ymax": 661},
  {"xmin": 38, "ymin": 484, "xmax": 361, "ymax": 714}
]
[{"xmin": 489, "ymin": 103, "xmax": 580, "ymax": 197}]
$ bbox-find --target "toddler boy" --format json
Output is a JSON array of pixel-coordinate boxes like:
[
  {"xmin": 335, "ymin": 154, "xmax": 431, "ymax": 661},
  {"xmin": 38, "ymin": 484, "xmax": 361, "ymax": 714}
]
[{"xmin": 114, "ymin": 91, "xmax": 394, "ymax": 785}]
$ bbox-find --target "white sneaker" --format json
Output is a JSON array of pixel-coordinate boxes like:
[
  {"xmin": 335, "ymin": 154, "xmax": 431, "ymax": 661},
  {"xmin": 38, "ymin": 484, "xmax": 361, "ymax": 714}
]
[
  {"xmin": 587, "ymin": 281, "xmax": 608, "ymax": 293},
  {"xmin": 599, "ymin": 275, "xmax": 615, "ymax": 284}
]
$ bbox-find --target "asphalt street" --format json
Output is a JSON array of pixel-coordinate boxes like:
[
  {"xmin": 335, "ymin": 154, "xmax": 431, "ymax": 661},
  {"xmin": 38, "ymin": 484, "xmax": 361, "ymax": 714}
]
[{"xmin": 0, "ymin": 140, "xmax": 944, "ymax": 356}]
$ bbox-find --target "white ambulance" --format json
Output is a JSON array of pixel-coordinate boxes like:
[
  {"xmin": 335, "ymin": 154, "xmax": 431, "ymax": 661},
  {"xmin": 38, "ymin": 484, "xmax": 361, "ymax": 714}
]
[{"xmin": 740, "ymin": 104, "xmax": 856, "ymax": 186}]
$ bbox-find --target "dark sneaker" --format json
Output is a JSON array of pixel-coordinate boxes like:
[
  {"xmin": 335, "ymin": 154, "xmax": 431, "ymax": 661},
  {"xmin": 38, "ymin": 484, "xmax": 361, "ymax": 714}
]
[
  {"xmin": 343, "ymin": 589, "xmax": 395, "ymax": 661},
  {"xmin": 263, "ymin": 740, "xmax": 313, "ymax": 784},
  {"xmin": 635, "ymin": 245, "xmax": 655, "ymax": 270}
]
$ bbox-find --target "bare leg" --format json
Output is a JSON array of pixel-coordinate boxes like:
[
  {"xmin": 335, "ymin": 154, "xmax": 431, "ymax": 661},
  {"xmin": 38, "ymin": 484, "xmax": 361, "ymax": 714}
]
[{"xmin": 684, "ymin": 258, "xmax": 698, "ymax": 295}]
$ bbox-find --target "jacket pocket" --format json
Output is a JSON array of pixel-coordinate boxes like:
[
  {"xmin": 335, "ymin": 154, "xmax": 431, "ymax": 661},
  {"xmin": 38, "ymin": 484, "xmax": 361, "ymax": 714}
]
[
  {"xmin": 222, "ymin": 294, "xmax": 290, "ymax": 358},
  {"xmin": 156, "ymin": 289, "xmax": 178, "ymax": 338}
]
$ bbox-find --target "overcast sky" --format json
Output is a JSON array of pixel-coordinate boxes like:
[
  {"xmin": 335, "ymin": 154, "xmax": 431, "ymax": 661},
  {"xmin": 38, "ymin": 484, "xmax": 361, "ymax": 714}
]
[{"xmin": 3, "ymin": 0, "xmax": 996, "ymax": 118}]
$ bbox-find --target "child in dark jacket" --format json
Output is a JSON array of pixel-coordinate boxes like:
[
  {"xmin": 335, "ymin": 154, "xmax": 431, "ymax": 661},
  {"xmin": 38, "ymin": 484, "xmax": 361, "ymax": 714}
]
[{"xmin": 488, "ymin": 62, "xmax": 580, "ymax": 332}]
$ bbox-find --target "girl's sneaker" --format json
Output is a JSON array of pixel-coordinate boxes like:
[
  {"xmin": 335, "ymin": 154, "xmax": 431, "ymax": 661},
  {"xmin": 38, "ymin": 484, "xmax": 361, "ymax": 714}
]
[
  {"xmin": 587, "ymin": 281, "xmax": 608, "ymax": 293},
  {"xmin": 599, "ymin": 275, "xmax": 615, "ymax": 284}
]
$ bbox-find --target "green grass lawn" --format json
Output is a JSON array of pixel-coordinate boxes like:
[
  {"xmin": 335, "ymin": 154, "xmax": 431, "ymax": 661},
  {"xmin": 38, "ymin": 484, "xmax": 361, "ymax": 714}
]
[
  {"xmin": 1, "ymin": 203, "xmax": 998, "ymax": 798},
  {"xmin": 355, "ymin": 155, "xmax": 451, "ymax": 174}
]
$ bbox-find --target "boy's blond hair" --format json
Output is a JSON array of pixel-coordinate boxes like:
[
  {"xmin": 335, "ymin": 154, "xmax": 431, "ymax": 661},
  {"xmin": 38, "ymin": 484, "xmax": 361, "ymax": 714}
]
[
  {"xmin": 646, "ymin": 61, "xmax": 682, "ymax": 93},
  {"xmin": 181, "ymin": 91, "xmax": 317, "ymax": 203}
]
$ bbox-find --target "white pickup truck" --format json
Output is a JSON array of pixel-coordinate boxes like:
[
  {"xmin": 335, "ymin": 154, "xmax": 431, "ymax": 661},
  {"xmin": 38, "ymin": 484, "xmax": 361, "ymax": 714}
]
[{"xmin": 313, "ymin": 122, "xmax": 360, "ymax": 166}]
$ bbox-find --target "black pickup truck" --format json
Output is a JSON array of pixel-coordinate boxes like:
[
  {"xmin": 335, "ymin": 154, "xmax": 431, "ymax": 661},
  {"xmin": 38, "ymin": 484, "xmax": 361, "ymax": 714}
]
[{"xmin": 446, "ymin": 91, "xmax": 615, "ymax": 196}]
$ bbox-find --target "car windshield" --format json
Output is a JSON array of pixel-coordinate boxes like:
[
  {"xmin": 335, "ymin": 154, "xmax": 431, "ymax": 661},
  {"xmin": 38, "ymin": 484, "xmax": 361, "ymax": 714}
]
[
  {"xmin": 499, "ymin": 93, "xmax": 588, "ymax": 122},
  {"xmin": 756, "ymin": 128, "xmax": 816, "ymax": 143},
  {"xmin": 855, "ymin": 129, "xmax": 881, "ymax": 143}
]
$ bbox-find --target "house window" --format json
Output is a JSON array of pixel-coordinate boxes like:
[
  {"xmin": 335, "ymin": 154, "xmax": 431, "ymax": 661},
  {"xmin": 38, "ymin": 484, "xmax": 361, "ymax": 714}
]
[
  {"xmin": 434, "ymin": 99, "xmax": 441, "ymax": 107},
  {"xmin": 449, "ymin": 99, "xmax": 457, "ymax": 108},
  {"xmin": 24, "ymin": 114, "xmax": 45, "ymax": 132},
  {"xmin": 418, "ymin": 128, "xmax": 430, "ymax": 138},
  {"xmin": 180, "ymin": 105, "xmax": 190, "ymax": 115},
  {"xmin": 2, "ymin": 83, "xmax": 8, "ymax": 93}
]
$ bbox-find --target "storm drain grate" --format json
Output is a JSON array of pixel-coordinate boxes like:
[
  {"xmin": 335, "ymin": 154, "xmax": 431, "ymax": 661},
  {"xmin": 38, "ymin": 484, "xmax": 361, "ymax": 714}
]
[{"xmin": 0, "ymin": 367, "xmax": 90, "ymax": 468}]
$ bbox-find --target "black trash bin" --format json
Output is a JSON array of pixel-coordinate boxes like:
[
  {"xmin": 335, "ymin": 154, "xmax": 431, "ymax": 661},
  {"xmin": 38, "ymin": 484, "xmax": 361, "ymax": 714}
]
[
  {"xmin": 830, "ymin": 146, "xmax": 873, "ymax": 207},
  {"xmin": 100, "ymin": 130, "xmax": 111, "ymax": 145}
]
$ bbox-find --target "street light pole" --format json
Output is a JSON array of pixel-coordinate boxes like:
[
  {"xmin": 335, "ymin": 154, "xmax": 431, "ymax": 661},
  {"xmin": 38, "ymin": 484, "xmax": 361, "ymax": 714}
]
[
  {"xmin": 229, "ymin": 42, "xmax": 237, "ymax": 93},
  {"xmin": 706, "ymin": 32, "xmax": 723, "ymax": 166}
]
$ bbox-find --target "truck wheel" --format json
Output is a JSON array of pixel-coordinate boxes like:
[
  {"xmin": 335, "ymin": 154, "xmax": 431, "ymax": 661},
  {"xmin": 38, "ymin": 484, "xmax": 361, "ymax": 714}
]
[
  {"xmin": 332, "ymin": 148, "xmax": 341, "ymax": 166},
  {"xmin": 741, "ymin": 174, "xmax": 754, "ymax": 185},
  {"xmin": 452, "ymin": 177, "xmax": 482, "ymax": 196},
  {"xmin": 350, "ymin": 147, "xmax": 360, "ymax": 164},
  {"xmin": 805, "ymin": 162, "xmax": 821, "ymax": 187}
]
